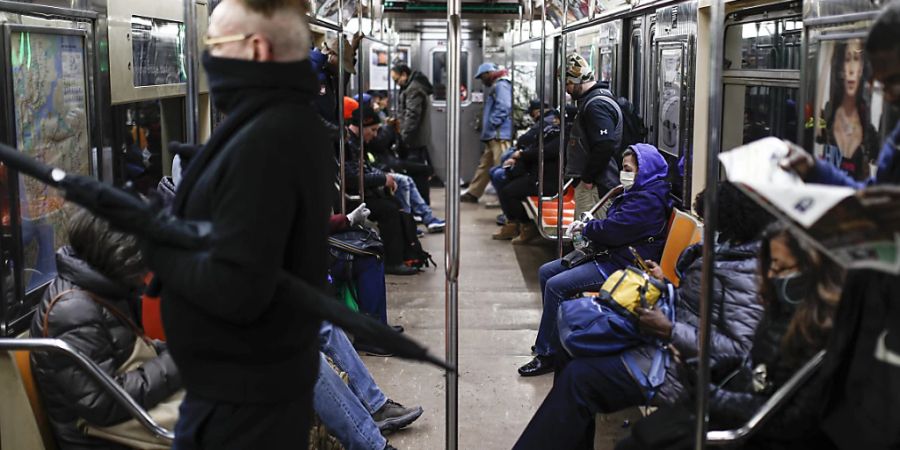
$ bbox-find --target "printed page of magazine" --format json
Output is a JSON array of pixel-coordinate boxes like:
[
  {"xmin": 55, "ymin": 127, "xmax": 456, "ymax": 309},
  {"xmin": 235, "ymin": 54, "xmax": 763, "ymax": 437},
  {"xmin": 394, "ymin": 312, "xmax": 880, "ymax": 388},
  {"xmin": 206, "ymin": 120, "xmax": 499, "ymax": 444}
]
[{"xmin": 719, "ymin": 137, "xmax": 900, "ymax": 275}]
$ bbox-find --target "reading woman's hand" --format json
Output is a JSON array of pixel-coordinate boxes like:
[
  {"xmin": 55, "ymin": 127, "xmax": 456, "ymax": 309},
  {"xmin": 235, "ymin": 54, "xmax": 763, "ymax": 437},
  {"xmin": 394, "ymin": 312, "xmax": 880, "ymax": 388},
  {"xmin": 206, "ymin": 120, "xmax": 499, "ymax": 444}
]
[
  {"xmin": 858, "ymin": 185, "xmax": 900, "ymax": 224},
  {"xmin": 779, "ymin": 141, "xmax": 815, "ymax": 180}
]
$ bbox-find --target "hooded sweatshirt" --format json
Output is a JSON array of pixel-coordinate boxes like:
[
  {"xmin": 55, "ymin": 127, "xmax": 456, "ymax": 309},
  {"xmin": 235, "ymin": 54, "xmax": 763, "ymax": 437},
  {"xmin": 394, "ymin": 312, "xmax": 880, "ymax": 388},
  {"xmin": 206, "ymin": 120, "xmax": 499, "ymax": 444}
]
[{"xmin": 582, "ymin": 143, "xmax": 672, "ymax": 277}]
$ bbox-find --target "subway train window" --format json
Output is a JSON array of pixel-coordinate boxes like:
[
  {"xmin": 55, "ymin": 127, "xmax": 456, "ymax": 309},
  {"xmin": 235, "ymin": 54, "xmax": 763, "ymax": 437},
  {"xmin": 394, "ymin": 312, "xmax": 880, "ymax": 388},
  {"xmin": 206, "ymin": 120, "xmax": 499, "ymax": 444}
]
[
  {"xmin": 723, "ymin": 84, "xmax": 799, "ymax": 149},
  {"xmin": 130, "ymin": 16, "xmax": 187, "ymax": 87},
  {"xmin": 630, "ymin": 30, "xmax": 642, "ymax": 113},
  {"xmin": 8, "ymin": 29, "xmax": 91, "ymax": 293},
  {"xmin": 113, "ymin": 100, "xmax": 183, "ymax": 195},
  {"xmin": 432, "ymin": 50, "xmax": 469, "ymax": 102},
  {"xmin": 725, "ymin": 18, "xmax": 802, "ymax": 70}
]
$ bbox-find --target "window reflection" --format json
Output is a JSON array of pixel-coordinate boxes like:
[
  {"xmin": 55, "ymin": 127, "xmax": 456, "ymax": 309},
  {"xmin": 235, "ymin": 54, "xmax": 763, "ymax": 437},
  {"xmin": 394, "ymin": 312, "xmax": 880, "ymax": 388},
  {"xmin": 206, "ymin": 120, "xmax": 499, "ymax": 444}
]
[
  {"xmin": 724, "ymin": 84, "xmax": 799, "ymax": 148},
  {"xmin": 114, "ymin": 101, "xmax": 172, "ymax": 195}
]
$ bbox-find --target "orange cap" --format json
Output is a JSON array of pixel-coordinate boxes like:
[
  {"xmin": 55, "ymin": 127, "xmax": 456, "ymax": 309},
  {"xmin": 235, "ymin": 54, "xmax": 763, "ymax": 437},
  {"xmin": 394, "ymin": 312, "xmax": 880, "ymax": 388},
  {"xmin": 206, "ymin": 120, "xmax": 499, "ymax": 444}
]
[{"xmin": 343, "ymin": 97, "xmax": 359, "ymax": 120}]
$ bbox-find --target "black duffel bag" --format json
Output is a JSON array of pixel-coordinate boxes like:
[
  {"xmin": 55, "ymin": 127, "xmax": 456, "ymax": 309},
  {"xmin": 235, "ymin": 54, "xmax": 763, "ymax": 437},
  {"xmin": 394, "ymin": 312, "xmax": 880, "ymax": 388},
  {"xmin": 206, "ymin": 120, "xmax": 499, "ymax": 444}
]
[{"xmin": 328, "ymin": 226, "xmax": 385, "ymax": 260}]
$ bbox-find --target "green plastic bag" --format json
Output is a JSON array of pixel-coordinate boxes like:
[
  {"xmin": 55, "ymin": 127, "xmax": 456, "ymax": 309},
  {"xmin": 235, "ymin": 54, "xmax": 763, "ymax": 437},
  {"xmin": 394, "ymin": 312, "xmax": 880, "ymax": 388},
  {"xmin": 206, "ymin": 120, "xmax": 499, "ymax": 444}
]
[{"xmin": 338, "ymin": 281, "xmax": 359, "ymax": 312}]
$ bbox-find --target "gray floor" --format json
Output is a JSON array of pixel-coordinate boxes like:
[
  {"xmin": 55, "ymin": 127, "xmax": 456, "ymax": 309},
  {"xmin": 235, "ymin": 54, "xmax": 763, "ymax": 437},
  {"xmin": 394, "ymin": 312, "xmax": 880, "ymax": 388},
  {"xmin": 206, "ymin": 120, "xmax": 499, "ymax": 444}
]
[{"xmin": 361, "ymin": 189, "xmax": 637, "ymax": 450}]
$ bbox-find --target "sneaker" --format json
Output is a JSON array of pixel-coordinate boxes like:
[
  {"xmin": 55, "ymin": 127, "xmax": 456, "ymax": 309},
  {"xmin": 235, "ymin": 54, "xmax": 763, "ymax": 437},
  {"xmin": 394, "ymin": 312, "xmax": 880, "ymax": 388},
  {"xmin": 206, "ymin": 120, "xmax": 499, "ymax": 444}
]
[
  {"xmin": 373, "ymin": 399, "xmax": 424, "ymax": 433},
  {"xmin": 385, "ymin": 264, "xmax": 419, "ymax": 276},
  {"xmin": 460, "ymin": 193, "xmax": 479, "ymax": 203},
  {"xmin": 354, "ymin": 340, "xmax": 394, "ymax": 357},
  {"xmin": 413, "ymin": 215, "xmax": 423, "ymax": 224},
  {"xmin": 391, "ymin": 324, "xmax": 405, "ymax": 334},
  {"xmin": 496, "ymin": 214, "xmax": 507, "ymax": 226},
  {"xmin": 416, "ymin": 228, "xmax": 425, "ymax": 238},
  {"xmin": 384, "ymin": 445, "xmax": 397, "ymax": 450},
  {"xmin": 427, "ymin": 219, "xmax": 446, "ymax": 233}
]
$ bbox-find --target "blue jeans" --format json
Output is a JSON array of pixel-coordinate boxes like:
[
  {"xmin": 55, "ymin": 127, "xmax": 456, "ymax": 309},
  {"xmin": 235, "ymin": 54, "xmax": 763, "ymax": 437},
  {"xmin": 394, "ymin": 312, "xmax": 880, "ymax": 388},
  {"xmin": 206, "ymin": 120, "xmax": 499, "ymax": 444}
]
[
  {"xmin": 331, "ymin": 256, "xmax": 388, "ymax": 324},
  {"xmin": 315, "ymin": 323, "xmax": 388, "ymax": 450},
  {"xmin": 489, "ymin": 148, "xmax": 517, "ymax": 192},
  {"xmin": 392, "ymin": 173, "xmax": 436, "ymax": 224},
  {"xmin": 513, "ymin": 355, "xmax": 645, "ymax": 450},
  {"xmin": 21, "ymin": 217, "xmax": 56, "ymax": 291},
  {"xmin": 534, "ymin": 259, "xmax": 607, "ymax": 356}
]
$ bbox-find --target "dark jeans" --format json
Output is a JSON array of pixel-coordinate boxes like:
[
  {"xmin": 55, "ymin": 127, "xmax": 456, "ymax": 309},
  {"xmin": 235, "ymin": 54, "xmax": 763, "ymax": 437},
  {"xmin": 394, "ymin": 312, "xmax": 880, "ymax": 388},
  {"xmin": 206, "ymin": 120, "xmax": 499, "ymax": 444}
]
[
  {"xmin": 173, "ymin": 391, "xmax": 313, "ymax": 450},
  {"xmin": 498, "ymin": 175, "xmax": 539, "ymax": 222},
  {"xmin": 361, "ymin": 196, "xmax": 405, "ymax": 266},
  {"xmin": 513, "ymin": 355, "xmax": 645, "ymax": 450},
  {"xmin": 331, "ymin": 255, "xmax": 388, "ymax": 324},
  {"xmin": 534, "ymin": 259, "xmax": 607, "ymax": 356}
]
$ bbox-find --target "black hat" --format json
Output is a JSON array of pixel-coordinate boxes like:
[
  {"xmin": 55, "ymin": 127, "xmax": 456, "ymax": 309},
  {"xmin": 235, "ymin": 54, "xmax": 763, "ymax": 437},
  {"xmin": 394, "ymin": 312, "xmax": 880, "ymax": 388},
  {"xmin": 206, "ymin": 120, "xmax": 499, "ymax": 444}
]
[
  {"xmin": 351, "ymin": 104, "xmax": 381, "ymax": 127},
  {"xmin": 528, "ymin": 99, "xmax": 549, "ymax": 114}
]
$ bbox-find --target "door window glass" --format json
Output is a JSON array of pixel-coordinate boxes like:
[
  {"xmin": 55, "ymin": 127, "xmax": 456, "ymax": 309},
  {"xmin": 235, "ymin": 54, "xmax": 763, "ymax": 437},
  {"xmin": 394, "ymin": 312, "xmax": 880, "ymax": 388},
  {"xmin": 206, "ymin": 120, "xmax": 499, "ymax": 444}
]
[
  {"xmin": 725, "ymin": 18, "xmax": 802, "ymax": 70},
  {"xmin": 723, "ymin": 84, "xmax": 799, "ymax": 150},
  {"xmin": 432, "ymin": 51, "xmax": 469, "ymax": 102}
]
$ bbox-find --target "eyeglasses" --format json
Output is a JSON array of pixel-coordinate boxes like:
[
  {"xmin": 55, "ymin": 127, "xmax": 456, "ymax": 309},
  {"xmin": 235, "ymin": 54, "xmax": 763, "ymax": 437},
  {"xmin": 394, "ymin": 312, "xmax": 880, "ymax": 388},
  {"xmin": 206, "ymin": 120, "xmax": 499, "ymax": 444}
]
[{"xmin": 203, "ymin": 33, "xmax": 252, "ymax": 48}]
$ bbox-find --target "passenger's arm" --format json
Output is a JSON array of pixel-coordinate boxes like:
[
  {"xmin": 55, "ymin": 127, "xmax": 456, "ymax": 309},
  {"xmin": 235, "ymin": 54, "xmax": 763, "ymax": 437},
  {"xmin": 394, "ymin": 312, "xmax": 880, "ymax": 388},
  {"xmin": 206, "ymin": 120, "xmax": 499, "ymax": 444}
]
[
  {"xmin": 489, "ymin": 82, "xmax": 512, "ymax": 128},
  {"xmin": 400, "ymin": 91, "xmax": 425, "ymax": 142},
  {"xmin": 670, "ymin": 282, "xmax": 763, "ymax": 360},
  {"xmin": 47, "ymin": 317, "xmax": 181, "ymax": 426},
  {"xmin": 582, "ymin": 192, "xmax": 665, "ymax": 247},
  {"xmin": 581, "ymin": 140, "xmax": 616, "ymax": 184},
  {"xmin": 144, "ymin": 126, "xmax": 310, "ymax": 324},
  {"xmin": 808, "ymin": 160, "xmax": 867, "ymax": 188}
]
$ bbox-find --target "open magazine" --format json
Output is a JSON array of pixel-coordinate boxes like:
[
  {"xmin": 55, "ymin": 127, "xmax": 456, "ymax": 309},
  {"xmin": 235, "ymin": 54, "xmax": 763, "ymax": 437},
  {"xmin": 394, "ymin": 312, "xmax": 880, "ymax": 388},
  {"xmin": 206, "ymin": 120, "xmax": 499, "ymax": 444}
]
[{"xmin": 719, "ymin": 137, "xmax": 900, "ymax": 275}]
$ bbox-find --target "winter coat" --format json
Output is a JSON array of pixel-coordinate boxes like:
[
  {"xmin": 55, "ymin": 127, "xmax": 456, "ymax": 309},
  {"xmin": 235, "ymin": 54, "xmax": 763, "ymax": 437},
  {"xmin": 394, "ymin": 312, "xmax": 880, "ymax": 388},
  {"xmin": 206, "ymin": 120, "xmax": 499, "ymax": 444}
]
[
  {"xmin": 481, "ymin": 78, "xmax": 513, "ymax": 142},
  {"xmin": 565, "ymin": 85, "xmax": 622, "ymax": 185},
  {"xmin": 398, "ymin": 71, "xmax": 434, "ymax": 149},
  {"xmin": 582, "ymin": 143, "xmax": 672, "ymax": 277},
  {"xmin": 146, "ymin": 56, "xmax": 331, "ymax": 404},
  {"xmin": 509, "ymin": 112, "xmax": 565, "ymax": 193},
  {"xmin": 625, "ymin": 240, "xmax": 764, "ymax": 405},
  {"xmin": 31, "ymin": 248, "xmax": 181, "ymax": 449},
  {"xmin": 343, "ymin": 131, "xmax": 388, "ymax": 195}
]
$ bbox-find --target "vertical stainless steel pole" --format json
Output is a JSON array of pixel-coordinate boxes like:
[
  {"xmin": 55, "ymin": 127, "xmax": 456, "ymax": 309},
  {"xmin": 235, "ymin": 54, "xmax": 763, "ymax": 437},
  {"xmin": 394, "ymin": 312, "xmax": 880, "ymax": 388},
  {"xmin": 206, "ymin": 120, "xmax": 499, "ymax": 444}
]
[
  {"xmin": 338, "ymin": 2, "xmax": 348, "ymax": 214},
  {"xmin": 184, "ymin": 0, "xmax": 199, "ymax": 145},
  {"xmin": 537, "ymin": 1, "xmax": 546, "ymax": 229},
  {"xmin": 357, "ymin": 9, "xmax": 366, "ymax": 202},
  {"xmin": 557, "ymin": 33, "xmax": 566, "ymax": 258},
  {"xmin": 446, "ymin": 0, "xmax": 461, "ymax": 449},
  {"xmin": 695, "ymin": 0, "xmax": 725, "ymax": 448}
]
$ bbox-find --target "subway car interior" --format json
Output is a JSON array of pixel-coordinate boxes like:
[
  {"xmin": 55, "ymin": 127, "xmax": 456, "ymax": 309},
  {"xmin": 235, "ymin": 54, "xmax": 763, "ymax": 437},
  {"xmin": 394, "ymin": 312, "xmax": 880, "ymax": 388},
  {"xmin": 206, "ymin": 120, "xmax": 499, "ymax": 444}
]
[{"xmin": 0, "ymin": 0, "xmax": 898, "ymax": 449}]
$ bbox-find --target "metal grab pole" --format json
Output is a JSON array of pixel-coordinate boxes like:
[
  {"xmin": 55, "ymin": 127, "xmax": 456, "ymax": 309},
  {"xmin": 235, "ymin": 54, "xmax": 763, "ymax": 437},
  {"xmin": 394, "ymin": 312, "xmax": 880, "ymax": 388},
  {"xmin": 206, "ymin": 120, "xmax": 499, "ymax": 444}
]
[
  {"xmin": 357, "ymin": 9, "xmax": 366, "ymax": 203},
  {"xmin": 446, "ymin": 0, "xmax": 461, "ymax": 448},
  {"xmin": 184, "ymin": 0, "xmax": 199, "ymax": 145},
  {"xmin": 537, "ymin": 1, "xmax": 546, "ymax": 230},
  {"xmin": 695, "ymin": 0, "xmax": 726, "ymax": 448},
  {"xmin": 557, "ymin": 33, "xmax": 566, "ymax": 257},
  {"xmin": 338, "ymin": 1, "xmax": 348, "ymax": 214}
]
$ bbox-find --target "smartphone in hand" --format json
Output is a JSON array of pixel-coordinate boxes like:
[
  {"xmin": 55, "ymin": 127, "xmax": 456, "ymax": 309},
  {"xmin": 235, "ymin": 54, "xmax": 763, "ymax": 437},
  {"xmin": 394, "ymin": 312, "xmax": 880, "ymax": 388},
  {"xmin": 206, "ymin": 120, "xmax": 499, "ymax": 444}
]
[{"xmin": 629, "ymin": 246, "xmax": 650, "ymax": 272}]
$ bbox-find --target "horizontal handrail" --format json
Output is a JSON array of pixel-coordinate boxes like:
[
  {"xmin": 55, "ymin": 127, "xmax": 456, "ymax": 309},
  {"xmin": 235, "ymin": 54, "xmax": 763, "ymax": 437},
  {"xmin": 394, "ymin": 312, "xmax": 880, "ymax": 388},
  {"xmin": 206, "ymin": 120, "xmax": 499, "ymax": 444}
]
[
  {"xmin": 707, "ymin": 350, "xmax": 826, "ymax": 445},
  {"xmin": 587, "ymin": 185, "xmax": 624, "ymax": 218},
  {"xmin": 0, "ymin": 338, "xmax": 175, "ymax": 442},
  {"xmin": 537, "ymin": 179, "xmax": 575, "ymax": 201}
]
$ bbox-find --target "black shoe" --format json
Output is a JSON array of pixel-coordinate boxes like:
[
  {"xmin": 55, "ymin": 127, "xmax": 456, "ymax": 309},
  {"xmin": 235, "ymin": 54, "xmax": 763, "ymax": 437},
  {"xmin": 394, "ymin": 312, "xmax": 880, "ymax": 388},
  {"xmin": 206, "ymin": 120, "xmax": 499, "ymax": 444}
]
[
  {"xmin": 354, "ymin": 341, "xmax": 394, "ymax": 357},
  {"xmin": 385, "ymin": 264, "xmax": 419, "ymax": 276},
  {"xmin": 384, "ymin": 445, "xmax": 397, "ymax": 450},
  {"xmin": 496, "ymin": 214, "xmax": 507, "ymax": 226},
  {"xmin": 518, "ymin": 355, "xmax": 555, "ymax": 377},
  {"xmin": 460, "ymin": 193, "xmax": 479, "ymax": 203},
  {"xmin": 531, "ymin": 345, "xmax": 536, "ymax": 354},
  {"xmin": 391, "ymin": 324, "xmax": 405, "ymax": 333},
  {"xmin": 373, "ymin": 399, "xmax": 424, "ymax": 433}
]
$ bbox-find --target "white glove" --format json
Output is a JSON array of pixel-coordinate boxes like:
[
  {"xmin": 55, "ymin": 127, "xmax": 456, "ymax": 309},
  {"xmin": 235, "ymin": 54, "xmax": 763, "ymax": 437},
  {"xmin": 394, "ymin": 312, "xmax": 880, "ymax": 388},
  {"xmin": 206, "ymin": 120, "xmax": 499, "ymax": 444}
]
[
  {"xmin": 565, "ymin": 220, "xmax": 585, "ymax": 237},
  {"xmin": 347, "ymin": 203, "xmax": 371, "ymax": 227},
  {"xmin": 579, "ymin": 211, "xmax": 595, "ymax": 222}
]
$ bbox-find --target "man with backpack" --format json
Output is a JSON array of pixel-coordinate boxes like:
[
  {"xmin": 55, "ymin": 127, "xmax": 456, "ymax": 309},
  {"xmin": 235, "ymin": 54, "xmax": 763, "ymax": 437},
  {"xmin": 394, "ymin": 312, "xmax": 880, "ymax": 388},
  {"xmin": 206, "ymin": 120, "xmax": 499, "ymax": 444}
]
[{"xmin": 564, "ymin": 53, "xmax": 647, "ymax": 219}]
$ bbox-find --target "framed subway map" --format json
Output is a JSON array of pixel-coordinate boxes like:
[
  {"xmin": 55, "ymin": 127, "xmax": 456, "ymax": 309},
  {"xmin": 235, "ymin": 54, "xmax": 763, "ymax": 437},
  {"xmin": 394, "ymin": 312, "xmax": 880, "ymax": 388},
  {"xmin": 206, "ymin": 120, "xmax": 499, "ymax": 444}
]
[{"xmin": 3, "ymin": 25, "xmax": 91, "ymax": 293}]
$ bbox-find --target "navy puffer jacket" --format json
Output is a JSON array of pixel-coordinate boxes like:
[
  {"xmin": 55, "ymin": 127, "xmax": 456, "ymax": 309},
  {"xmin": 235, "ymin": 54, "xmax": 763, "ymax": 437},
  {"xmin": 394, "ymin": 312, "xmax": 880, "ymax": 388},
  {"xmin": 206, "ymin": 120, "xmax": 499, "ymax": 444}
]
[{"xmin": 625, "ymin": 240, "xmax": 764, "ymax": 405}]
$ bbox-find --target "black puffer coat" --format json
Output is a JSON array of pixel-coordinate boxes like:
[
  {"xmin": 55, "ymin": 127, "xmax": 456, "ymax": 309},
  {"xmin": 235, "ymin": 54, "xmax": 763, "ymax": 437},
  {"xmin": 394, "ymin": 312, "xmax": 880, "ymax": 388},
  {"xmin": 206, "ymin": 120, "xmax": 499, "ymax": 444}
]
[
  {"xmin": 627, "ymin": 241, "xmax": 764, "ymax": 405},
  {"xmin": 398, "ymin": 71, "xmax": 434, "ymax": 149},
  {"xmin": 30, "ymin": 247, "xmax": 181, "ymax": 449}
]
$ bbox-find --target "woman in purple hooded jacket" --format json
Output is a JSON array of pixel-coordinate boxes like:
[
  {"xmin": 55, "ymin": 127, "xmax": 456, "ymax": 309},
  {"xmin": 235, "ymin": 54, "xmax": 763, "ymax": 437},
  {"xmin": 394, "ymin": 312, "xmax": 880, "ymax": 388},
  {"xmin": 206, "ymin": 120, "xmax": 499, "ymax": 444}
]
[{"xmin": 518, "ymin": 144, "xmax": 672, "ymax": 377}]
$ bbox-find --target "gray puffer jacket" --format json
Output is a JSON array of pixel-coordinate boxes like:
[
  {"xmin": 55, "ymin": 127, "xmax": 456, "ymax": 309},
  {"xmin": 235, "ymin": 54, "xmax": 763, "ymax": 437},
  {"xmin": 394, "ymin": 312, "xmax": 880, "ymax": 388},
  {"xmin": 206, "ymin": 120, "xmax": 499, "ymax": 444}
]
[
  {"xmin": 398, "ymin": 71, "xmax": 434, "ymax": 149},
  {"xmin": 625, "ymin": 241, "xmax": 764, "ymax": 406},
  {"xmin": 31, "ymin": 247, "xmax": 181, "ymax": 449}
]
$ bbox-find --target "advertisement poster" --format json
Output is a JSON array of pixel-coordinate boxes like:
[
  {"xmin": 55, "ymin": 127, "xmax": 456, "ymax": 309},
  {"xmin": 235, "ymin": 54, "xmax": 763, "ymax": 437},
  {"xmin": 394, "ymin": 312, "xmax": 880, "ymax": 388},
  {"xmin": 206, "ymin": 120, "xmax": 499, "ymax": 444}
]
[
  {"xmin": 813, "ymin": 38, "xmax": 884, "ymax": 181},
  {"xmin": 369, "ymin": 45, "xmax": 389, "ymax": 90},
  {"xmin": 657, "ymin": 47, "xmax": 683, "ymax": 156}
]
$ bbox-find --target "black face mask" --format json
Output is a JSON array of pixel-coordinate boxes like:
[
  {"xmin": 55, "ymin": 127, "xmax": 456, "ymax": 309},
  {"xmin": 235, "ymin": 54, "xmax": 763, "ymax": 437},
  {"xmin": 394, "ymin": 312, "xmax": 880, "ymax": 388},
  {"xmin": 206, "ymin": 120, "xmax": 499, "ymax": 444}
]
[
  {"xmin": 201, "ymin": 51, "xmax": 312, "ymax": 114},
  {"xmin": 770, "ymin": 272, "xmax": 813, "ymax": 305}
]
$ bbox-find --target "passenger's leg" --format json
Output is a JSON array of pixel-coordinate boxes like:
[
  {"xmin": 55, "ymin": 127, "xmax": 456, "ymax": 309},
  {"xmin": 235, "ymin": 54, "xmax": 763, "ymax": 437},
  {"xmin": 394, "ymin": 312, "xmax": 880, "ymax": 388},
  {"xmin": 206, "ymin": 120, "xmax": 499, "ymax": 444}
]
[
  {"xmin": 364, "ymin": 197, "xmax": 405, "ymax": 266},
  {"xmin": 394, "ymin": 173, "xmax": 439, "ymax": 224},
  {"xmin": 392, "ymin": 173, "xmax": 414, "ymax": 214},
  {"xmin": 538, "ymin": 259, "xmax": 569, "ymax": 302},
  {"xmin": 534, "ymin": 262, "xmax": 605, "ymax": 356},
  {"xmin": 173, "ymin": 390, "xmax": 313, "ymax": 450},
  {"xmin": 351, "ymin": 256, "xmax": 389, "ymax": 324},
  {"xmin": 313, "ymin": 354, "xmax": 388, "ymax": 450},
  {"xmin": 498, "ymin": 176, "xmax": 537, "ymax": 223},
  {"xmin": 573, "ymin": 181, "xmax": 600, "ymax": 221},
  {"xmin": 464, "ymin": 142, "xmax": 499, "ymax": 199},
  {"xmin": 319, "ymin": 323, "xmax": 388, "ymax": 414},
  {"xmin": 512, "ymin": 356, "xmax": 645, "ymax": 450}
]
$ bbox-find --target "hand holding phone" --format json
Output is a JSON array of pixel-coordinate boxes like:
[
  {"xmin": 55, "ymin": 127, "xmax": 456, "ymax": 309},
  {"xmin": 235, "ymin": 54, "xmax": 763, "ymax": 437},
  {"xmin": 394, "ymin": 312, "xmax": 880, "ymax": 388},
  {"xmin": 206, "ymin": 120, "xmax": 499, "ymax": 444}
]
[{"xmin": 629, "ymin": 246, "xmax": 650, "ymax": 272}]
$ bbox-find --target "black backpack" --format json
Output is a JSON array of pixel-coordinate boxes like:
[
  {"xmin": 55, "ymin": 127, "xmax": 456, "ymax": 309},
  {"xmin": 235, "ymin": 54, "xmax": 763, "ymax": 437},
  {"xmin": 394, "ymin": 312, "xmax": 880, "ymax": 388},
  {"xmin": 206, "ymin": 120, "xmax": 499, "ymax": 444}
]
[
  {"xmin": 598, "ymin": 92, "xmax": 648, "ymax": 150},
  {"xmin": 397, "ymin": 212, "xmax": 435, "ymax": 269}
]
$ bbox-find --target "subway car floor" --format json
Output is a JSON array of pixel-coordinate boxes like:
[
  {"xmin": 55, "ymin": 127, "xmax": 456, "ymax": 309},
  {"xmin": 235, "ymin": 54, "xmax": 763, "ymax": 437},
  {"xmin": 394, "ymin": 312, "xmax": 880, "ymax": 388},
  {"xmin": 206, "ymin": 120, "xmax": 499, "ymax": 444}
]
[{"xmin": 359, "ymin": 188, "xmax": 637, "ymax": 449}]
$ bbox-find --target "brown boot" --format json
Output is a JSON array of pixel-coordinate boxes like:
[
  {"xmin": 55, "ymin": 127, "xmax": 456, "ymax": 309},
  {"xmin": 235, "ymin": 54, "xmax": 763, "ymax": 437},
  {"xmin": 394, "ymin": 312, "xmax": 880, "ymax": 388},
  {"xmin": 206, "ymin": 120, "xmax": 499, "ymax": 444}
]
[
  {"xmin": 492, "ymin": 223, "xmax": 520, "ymax": 240},
  {"xmin": 512, "ymin": 222, "xmax": 540, "ymax": 245}
]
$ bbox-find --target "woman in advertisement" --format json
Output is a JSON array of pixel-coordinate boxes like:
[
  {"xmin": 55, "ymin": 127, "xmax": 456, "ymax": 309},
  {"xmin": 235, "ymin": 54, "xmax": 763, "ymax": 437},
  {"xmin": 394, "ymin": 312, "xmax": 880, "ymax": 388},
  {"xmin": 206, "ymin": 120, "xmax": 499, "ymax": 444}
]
[{"xmin": 819, "ymin": 39, "xmax": 880, "ymax": 181}]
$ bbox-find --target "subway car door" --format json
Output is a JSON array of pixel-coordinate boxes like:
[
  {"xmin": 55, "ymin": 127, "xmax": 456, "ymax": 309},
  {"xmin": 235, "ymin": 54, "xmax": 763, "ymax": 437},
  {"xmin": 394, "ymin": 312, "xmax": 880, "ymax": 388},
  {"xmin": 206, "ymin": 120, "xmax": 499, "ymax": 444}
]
[{"xmin": 426, "ymin": 39, "xmax": 482, "ymax": 185}]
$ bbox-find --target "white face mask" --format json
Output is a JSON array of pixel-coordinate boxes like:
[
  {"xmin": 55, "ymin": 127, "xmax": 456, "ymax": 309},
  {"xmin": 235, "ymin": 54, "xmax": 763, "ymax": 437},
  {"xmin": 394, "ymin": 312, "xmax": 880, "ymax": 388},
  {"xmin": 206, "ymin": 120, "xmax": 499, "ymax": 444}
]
[{"xmin": 620, "ymin": 170, "xmax": 636, "ymax": 190}]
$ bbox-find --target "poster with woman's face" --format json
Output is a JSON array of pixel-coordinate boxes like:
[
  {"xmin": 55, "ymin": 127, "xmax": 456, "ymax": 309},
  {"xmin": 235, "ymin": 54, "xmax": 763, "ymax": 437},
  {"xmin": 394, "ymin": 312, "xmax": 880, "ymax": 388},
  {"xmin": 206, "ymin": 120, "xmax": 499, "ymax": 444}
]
[{"xmin": 814, "ymin": 39, "xmax": 885, "ymax": 181}]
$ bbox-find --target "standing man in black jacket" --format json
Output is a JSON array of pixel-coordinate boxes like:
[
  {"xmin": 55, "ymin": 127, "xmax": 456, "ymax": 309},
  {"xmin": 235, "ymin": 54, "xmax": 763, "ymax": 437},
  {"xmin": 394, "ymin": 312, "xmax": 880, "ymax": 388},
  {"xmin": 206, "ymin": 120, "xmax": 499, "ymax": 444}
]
[
  {"xmin": 140, "ymin": 0, "xmax": 332, "ymax": 448},
  {"xmin": 391, "ymin": 64, "xmax": 435, "ymax": 202},
  {"xmin": 563, "ymin": 53, "xmax": 623, "ymax": 219}
]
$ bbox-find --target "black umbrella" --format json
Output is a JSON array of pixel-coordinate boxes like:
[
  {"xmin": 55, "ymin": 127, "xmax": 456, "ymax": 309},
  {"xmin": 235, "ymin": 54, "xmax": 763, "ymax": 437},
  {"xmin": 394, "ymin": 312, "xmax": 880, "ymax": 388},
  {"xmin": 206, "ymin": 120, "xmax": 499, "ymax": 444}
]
[{"xmin": 0, "ymin": 143, "xmax": 453, "ymax": 372}]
